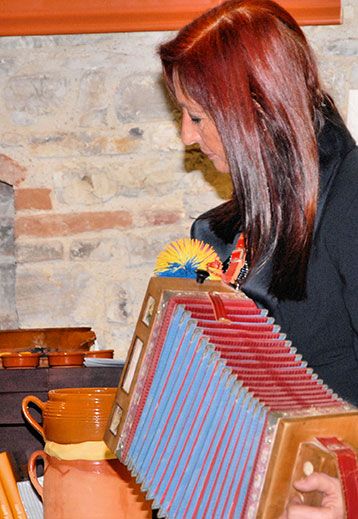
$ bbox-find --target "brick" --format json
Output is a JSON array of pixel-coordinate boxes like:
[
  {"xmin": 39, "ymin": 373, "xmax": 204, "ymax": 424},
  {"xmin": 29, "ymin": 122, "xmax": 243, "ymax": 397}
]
[
  {"xmin": 0, "ymin": 263, "xmax": 18, "ymax": 328},
  {"xmin": 78, "ymin": 69, "xmax": 107, "ymax": 128},
  {"xmin": 70, "ymin": 238, "xmax": 115, "ymax": 262},
  {"xmin": 15, "ymin": 211, "xmax": 132, "ymax": 238},
  {"xmin": 114, "ymin": 73, "xmax": 171, "ymax": 123},
  {"xmin": 15, "ymin": 188, "xmax": 52, "ymax": 211},
  {"xmin": 0, "ymin": 154, "xmax": 26, "ymax": 187},
  {"xmin": 29, "ymin": 132, "xmax": 112, "ymax": 157},
  {"xmin": 3, "ymin": 74, "xmax": 67, "ymax": 118},
  {"xmin": 16, "ymin": 241, "xmax": 64, "ymax": 263},
  {"xmin": 15, "ymin": 265, "xmax": 93, "ymax": 325},
  {"xmin": 0, "ymin": 221, "xmax": 15, "ymax": 258},
  {"xmin": 70, "ymin": 240, "xmax": 101, "ymax": 260},
  {"xmin": 143, "ymin": 210, "xmax": 182, "ymax": 226},
  {"xmin": 327, "ymin": 38, "xmax": 358, "ymax": 56},
  {"xmin": 0, "ymin": 182, "xmax": 15, "ymax": 218},
  {"xmin": 114, "ymin": 137, "xmax": 140, "ymax": 153},
  {"xmin": 124, "ymin": 229, "xmax": 187, "ymax": 265}
]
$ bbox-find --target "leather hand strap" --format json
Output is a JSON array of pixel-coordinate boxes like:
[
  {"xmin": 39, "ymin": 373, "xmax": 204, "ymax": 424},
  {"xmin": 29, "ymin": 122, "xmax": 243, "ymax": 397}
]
[{"xmin": 316, "ymin": 436, "xmax": 358, "ymax": 519}]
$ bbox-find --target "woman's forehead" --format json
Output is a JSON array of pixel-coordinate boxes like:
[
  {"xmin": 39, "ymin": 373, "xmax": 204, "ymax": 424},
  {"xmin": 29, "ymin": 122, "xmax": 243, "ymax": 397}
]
[{"xmin": 173, "ymin": 73, "xmax": 205, "ymax": 113}]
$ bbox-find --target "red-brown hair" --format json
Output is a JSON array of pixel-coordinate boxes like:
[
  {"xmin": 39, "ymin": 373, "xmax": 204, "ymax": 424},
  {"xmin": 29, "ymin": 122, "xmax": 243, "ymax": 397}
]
[{"xmin": 159, "ymin": 0, "xmax": 327, "ymax": 300}]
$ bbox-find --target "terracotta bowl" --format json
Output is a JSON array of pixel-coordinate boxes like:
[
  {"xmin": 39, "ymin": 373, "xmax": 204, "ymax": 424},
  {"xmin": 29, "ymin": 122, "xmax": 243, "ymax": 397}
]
[
  {"xmin": 1, "ymin": 352, "xmax": 41, "ymax": 369},
  {"xmin": 47, "ymin": 351, "xmax": 85, "ymax": 367},
  {"xmin": 84, "ymin": 350, "xmax": 114, "ymax": 359}
]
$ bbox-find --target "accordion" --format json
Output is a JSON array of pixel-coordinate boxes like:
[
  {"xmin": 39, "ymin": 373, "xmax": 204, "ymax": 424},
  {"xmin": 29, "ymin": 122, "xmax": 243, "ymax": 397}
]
[{"xmin": 105, "ymin": 277, "xmax": 358, "ymax": 518}]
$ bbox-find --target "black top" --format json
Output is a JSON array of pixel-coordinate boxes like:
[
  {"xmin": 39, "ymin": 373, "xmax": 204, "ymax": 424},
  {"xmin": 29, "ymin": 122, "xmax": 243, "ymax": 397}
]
[{"xmin": 191, "ymin": 112, "xmax": 358, "ymax": 406}]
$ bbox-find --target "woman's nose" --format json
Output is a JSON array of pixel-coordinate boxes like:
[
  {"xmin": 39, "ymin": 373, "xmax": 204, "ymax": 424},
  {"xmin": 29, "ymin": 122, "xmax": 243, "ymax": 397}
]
[{"xmin": 181, "ymin": 112, "xmax": 199, "ymax": 146}]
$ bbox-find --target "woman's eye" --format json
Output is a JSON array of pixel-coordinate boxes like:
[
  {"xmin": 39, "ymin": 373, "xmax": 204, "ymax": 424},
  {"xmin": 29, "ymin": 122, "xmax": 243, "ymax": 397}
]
[{"xmin": 190, "ymin": 115, "xmax": 202, "ymax": 124}]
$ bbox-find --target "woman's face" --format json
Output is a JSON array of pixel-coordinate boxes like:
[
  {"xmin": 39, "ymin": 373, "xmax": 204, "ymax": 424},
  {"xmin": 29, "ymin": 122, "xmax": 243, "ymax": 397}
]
[{"xmin": 173, "ymin": 75, "xmax": 229, "ymax": 173}]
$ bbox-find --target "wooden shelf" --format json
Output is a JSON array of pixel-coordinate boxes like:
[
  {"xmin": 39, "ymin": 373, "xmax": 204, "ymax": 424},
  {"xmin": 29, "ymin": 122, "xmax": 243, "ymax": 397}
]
[{"xmin": 0, "ymin": 0, "xmax": 342, "ymax": 37}]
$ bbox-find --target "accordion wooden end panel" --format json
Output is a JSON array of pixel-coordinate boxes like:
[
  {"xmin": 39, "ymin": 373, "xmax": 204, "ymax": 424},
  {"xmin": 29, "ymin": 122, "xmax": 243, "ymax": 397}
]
[{"xmin": 104, "ymin": 277, "xmax": 358, "ymax": 518}]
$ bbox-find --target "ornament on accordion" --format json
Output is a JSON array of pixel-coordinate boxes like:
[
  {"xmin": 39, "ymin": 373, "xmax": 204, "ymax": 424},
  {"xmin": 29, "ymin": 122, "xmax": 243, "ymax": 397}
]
[
  {"xmin": 154, "ymin": 238, "xmax": 223, "ymax": 281},
  {"xmin": 105, "ymin": 239, "xmax": 358, "ymax": 518}
]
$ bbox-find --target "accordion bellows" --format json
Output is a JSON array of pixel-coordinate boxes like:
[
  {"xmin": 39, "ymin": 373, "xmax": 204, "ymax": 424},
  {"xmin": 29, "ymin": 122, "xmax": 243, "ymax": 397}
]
[{"xmin": 105, "ymin": 277, "xmax": 358, "ymax": 518}]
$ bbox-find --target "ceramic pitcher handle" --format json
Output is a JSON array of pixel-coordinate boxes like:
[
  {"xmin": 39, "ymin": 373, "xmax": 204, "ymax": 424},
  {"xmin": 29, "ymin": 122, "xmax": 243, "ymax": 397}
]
[
  {"xmin": 21, "ymin": 395, "xmax": 46, "ymax": 439},
  {"xmin": 28, "ymin": 450, "xmax": 45, "ymax": 499}
]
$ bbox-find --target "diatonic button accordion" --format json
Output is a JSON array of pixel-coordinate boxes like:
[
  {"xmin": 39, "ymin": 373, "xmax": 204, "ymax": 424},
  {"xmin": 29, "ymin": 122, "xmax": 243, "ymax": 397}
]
[{"xmin": 105, "ymin": 277, "xmax": 358, "ymax": 518}]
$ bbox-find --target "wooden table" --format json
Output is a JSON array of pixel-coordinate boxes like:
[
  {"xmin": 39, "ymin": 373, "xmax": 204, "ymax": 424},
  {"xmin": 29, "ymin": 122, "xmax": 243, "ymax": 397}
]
[{"xmin": 0, "ymin": 366, "xmax": 122, "ymax": 479}]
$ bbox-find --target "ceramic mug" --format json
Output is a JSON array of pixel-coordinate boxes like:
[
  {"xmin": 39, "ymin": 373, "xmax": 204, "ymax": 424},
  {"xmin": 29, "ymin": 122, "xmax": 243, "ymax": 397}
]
[
  {"xmin": 48, "ymin": 387, "xmax": 116, "ymax": 401},
  {"xmin": 28, "ymin": 450, "xmax": 152, "ymax": 519},
  {"xmin": 22, "ymin": 388, "xmax": 115, "ymax": 443}
]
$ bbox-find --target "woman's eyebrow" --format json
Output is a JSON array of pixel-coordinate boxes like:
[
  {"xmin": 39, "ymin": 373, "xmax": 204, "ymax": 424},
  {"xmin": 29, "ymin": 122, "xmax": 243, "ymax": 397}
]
[{"xmin": 176, "ymin": 98, "xmax": 205, "ymax": 115}]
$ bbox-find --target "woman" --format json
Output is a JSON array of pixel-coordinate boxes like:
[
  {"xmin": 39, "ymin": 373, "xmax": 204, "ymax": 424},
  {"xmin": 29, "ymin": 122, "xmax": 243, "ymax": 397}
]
[
  {"xmin": 159, "ymin": 0, "xmax": 358, "ymax": 408},
  {"xmin": 279, "ymin": 472, "xmax": 345, "ymax": 518}
]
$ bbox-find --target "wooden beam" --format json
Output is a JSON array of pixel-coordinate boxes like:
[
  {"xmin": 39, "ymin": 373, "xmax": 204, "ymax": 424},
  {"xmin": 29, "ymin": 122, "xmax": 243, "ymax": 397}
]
[{"xmin": 0, "ymin": 1, "xmax": 342, "ymax": 37}]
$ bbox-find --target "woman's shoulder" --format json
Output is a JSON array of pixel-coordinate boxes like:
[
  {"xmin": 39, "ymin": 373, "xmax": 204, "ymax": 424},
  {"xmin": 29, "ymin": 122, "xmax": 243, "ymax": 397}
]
[
  {"xmin": 325, "ymin": 145, "xmax": 358, "ymax": 214},
  {"xmin": 320, "ymin": 145, "xmax": 358, "ymax": 245}
]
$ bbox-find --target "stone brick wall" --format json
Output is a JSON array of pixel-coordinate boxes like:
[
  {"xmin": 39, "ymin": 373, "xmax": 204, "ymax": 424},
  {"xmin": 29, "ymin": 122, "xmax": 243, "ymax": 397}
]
[
  {"xmin": 0, "ymin": 0, "xmax": 356, "ymax": 358},
  {"xmin": 0, "ymin": 181, "xmax": 17, "ymax": 328}
]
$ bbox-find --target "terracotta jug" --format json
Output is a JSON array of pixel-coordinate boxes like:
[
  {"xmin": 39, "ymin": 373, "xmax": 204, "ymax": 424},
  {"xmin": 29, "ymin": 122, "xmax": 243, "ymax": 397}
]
[{"xmin": 28, "ymin": 450, "xmax": 152, "ymax": 519}]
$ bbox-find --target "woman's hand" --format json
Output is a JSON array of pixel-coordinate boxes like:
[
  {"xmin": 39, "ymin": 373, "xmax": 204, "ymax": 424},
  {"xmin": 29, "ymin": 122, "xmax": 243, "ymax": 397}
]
[{"xmin": 279, "ymin": 472, "xmax": 345, "ymax": 519}]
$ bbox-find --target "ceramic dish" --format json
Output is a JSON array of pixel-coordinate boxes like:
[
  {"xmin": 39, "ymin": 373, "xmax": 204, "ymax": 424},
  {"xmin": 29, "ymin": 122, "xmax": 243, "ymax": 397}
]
[
  {"xmin": 47, "ymin": 351, "xmax": 85, "ymax": 367},
  {"xmin": 83, "ymin": 349, "xmax": 114, "ymax": 359},
  {"xmin": 1, "ymin": 352, "xmax": 41, "ymax": 369}
]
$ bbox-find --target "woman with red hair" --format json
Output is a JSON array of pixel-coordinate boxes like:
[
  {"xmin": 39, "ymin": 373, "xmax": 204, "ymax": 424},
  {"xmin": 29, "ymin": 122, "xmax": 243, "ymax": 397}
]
[
  {"xmin": 159, "ymin": 2, "xmax": 357, "ymax": 516},
  {"xmin": 159, "ymin": 0, "xmax": 358, "ymax": 406}
]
